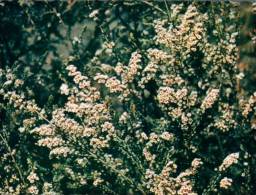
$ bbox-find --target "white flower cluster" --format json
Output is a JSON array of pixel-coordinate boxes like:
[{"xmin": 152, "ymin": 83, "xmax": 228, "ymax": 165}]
[
  {"xmin": 123, "ymin": 51, "xmax": 142, "ymax": 84},
  {"xmin": 201, "ymin": 89, "xmax": 220, "ymax": 111},
  {"xmin": 241, "ymin": 92, "xmax": 256, "ymax": 117},
  {"xmin": 145, "ymin": 158, "xmax": 202, "ymax": 195},
  {"xmin": 219, "ymin": 177, "xmax": 233, "ymax": 189},
  {"xmin": 219, "ymin": 152, "xmax": 239, "ymax": 171}
]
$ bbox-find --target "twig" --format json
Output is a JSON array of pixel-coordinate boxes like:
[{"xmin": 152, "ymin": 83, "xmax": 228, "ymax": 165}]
[
  {"xmin": 142, "ymin": 1, "xmax": 166, "ymax": 15},
  {"xmin": 164, "ymin": 0, "xmax": 171, "ymax": 21},
  {"xmin": 0, "ymin": 132, "xmax": 26, "ymax": 186}
]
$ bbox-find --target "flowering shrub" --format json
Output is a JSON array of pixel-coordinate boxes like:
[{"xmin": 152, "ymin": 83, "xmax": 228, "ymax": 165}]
[{"xmin": 1, "ymin": 1, "xmax": 256, "ymax": 195}]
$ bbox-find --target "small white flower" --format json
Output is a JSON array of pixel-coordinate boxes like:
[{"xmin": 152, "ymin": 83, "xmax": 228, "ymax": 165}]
[
  {"xmin": 73, "ymin": 36, "xmax": 81, "ymax": 44},
  {"xmin": 236, "ymin": 72, "xmax": 244, "ymax": 80},
  {"xmin": 89, "ymin": 9, "xmax": 99, "ymax": 19},
  {"xmin": 60, "ymin": 84, "xmax": 69, "ymax": 95},
  {"xmin": 220, "ymin": 177, "xmax": 232, "ymax": 189}
]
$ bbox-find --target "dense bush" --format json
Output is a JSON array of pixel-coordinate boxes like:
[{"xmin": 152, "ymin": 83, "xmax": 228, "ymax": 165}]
[{"xmin": 1, "ymin": 1, "xmax": 256, "ymax": 194}]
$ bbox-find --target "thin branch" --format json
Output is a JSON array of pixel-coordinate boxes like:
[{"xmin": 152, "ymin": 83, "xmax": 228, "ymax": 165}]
[
  {"xmin": 0, "ymin": 132, "xmax": 26, "ymax": 186},
  {"xmin": 142, "ymin": 1, "xmax": 166, "ymax": 15},
  {"xmin": 164, "ymin": 0, "xmax": 171, "ymax": 21}
]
